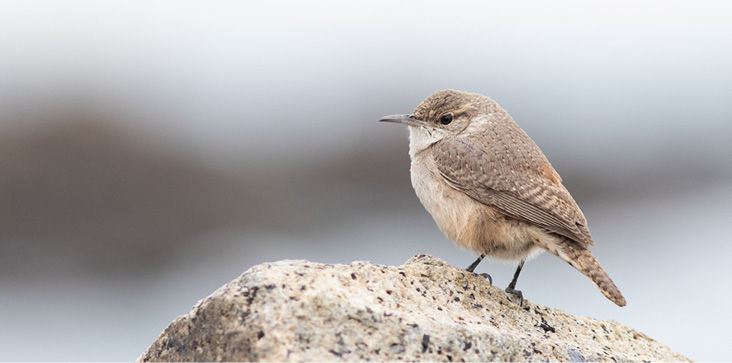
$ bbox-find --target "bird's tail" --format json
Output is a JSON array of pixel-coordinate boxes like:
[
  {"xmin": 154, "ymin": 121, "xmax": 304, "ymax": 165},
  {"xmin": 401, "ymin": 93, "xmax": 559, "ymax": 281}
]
[{"xmin": 552, "ymin": 241, "xmax": 627, "ymax": 307}]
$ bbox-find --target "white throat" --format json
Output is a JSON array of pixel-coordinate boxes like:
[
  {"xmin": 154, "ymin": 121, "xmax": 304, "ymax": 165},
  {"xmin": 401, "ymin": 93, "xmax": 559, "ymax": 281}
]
[{"xmin": 408, "ymin": 126, "xmax": 443, "ymax": 160}]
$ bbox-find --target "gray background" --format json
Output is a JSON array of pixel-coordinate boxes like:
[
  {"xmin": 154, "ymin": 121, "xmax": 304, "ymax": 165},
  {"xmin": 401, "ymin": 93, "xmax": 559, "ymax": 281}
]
[{"xmin": 1, "ymin": 1, "xmax": 730, "ymax": 361}]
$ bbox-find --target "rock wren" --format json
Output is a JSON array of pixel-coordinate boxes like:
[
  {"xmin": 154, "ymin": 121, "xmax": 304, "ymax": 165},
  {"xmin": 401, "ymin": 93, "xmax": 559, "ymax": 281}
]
[{"xmin": 380, "ymin": 89, "xmax": 626, "ymax": 307}]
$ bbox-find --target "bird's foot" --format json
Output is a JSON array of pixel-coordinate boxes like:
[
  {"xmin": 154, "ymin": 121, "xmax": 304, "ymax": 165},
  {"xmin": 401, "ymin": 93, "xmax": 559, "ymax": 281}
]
[
  {"xmin": 505, "ymin": 286, "xmax": 524, "ymax": 306},
  {"xmin": 476, "ymin": 272, "xmax": 493, "ymax": 285}
]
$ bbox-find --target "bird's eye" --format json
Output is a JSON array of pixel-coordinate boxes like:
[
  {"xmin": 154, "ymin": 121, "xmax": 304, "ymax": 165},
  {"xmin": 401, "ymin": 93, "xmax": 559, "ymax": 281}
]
[{"xmin": 440, "ymin": 114, "xmax": 453, "ymax": 125}]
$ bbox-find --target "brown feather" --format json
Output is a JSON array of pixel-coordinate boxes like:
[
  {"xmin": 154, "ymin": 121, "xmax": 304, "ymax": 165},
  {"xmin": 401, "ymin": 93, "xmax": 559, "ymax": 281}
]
[{"xmin": 433, "ymin": 135, "xmax": 594, "ymax": 247}]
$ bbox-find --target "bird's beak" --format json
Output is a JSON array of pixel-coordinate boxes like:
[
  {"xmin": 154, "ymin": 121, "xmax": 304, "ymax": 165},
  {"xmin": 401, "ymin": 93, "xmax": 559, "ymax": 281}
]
[{"xmin": 379, "ymin": 114, "xmax": 424, "ymax": 127}]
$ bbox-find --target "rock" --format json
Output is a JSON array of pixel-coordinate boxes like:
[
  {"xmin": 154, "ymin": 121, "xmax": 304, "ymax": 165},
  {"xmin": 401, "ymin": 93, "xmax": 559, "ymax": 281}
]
[{"xmin": 137, "ymin": 255, "xmax": 689, "ymax": 362}]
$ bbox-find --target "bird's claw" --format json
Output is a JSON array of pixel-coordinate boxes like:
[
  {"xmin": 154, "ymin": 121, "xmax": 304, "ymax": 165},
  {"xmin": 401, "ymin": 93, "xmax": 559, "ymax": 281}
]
[
  {"xmin": 476, "ymin": 272, "xmax": 493, "ymax": 285},
  {"xmin": 505, "ymin": 287, "xmax": 524, "ymax": 306}
]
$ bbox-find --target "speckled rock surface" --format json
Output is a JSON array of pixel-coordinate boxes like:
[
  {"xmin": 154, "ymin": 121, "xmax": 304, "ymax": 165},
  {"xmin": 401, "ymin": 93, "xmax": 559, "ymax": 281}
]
[{"xmin": 137, "ymin": 255, "xmax": 690, "ymax": 362}]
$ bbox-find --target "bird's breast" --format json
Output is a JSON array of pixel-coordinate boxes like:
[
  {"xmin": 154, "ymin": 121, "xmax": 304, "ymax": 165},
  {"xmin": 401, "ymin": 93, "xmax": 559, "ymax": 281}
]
[{"xmin": 409, "ymin": 153, "xmax": 543, "ymax": 262}]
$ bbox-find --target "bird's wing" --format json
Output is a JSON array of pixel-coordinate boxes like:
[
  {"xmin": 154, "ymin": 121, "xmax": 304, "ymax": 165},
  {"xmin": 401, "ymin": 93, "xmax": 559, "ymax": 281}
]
[{"xmin": 432, "ymin": 136, "xmax": 594, "ymax": 246}]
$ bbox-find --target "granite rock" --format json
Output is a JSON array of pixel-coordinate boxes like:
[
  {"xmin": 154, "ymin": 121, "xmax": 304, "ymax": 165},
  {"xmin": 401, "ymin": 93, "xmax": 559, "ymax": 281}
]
[{"xmin": 138, "ymin": 255, "xmax": 689, "ymax": 362}]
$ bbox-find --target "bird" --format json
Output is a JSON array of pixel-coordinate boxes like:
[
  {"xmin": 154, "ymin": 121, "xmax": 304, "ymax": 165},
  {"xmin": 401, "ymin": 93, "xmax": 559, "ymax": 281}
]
[{"xmin": 380, "ymin": 89, "xmax": 626, "ymax": 307}]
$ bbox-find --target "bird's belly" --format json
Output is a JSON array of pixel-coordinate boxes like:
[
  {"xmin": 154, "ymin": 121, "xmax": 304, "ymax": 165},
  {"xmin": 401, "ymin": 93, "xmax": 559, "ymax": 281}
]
[{"xmin": 410, "ymin": 158, "xmax": 543, "ymax": 262}]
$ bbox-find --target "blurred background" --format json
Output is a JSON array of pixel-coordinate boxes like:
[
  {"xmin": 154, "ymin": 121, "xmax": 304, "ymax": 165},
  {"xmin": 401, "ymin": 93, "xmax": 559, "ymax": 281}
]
[{"xmin": 1, "ymin": 0, "xmax": 730, "ymax": 361}]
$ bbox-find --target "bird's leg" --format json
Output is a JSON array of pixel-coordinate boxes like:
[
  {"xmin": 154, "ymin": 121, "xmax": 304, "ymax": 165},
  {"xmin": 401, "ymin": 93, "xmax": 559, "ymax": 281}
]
[
  {"xmin": 466, "ymin": 254, "xmax": 492, "ymax": 285},
  {"xmin": 505, "ymin": 259, "xmax": 525, "ymax": 305},
  {"xmin": 466, "ymin": 254, "xmax": 485, "ymax": 272}
]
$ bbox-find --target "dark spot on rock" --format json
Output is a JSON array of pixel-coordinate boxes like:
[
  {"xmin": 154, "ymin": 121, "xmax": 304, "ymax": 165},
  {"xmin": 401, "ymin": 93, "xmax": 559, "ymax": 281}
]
[
  {"xmin": 539, "ymin": 317, "xmax": 556, "ymax": 333},
  {"xmin": 446, "ymin": 354, "xmax": 453, "ymax": 361},
  {"xmin": 264, "ymin": 284, "xmax": 276, "ymax": 290},
  {"xmin": 454, "ymin": 297, "xmax": 460, "ymax": 302},
  {"xmin": 163, "ymin": 337, "xmax": 177, "ymax": 350},
  {"xmin": 257, "ymin": 331, "xmax": 265, "ymax": 340},
  {"xmin": 246, "ymin": 286, "xmax": 259, "ymax": 305},
  {"xmin": 472, "ymin": 304, "xmax": 483, "ymax": 309},
  {"xmin": 463, "ymin": 340, "xmax": 472, "ymax": 350},
  {"xmin": 365, "ymin": 306, "xmax": 373, "ymax": 314},
  {"xmin": 422, "ymin": 334, "xmax": 430, "ymax": 353},
  {"xmin": 351, "ymin": 273, "xmax": 357, "ymax": 280},
  {"xmin": 300, "ymin": 285, "xmax": 306, "ymax": 291},
  {"xmin": 437, "ymin": 307, "xmax": 443, "ymax": 311},
  {"xmin": 386, "ymin": 290, "xmax": 393, "ymax": 295},
  {"xmin": 399, "ymin": 271, "xmax": 406, "ymax": 277},
  {"xmin": 328, "ymin": 349, "xmax": 349, "ymax": 357},
  {"xmin": 601, "ymin": 324, "xmax": 609, "ymax": 334}
]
